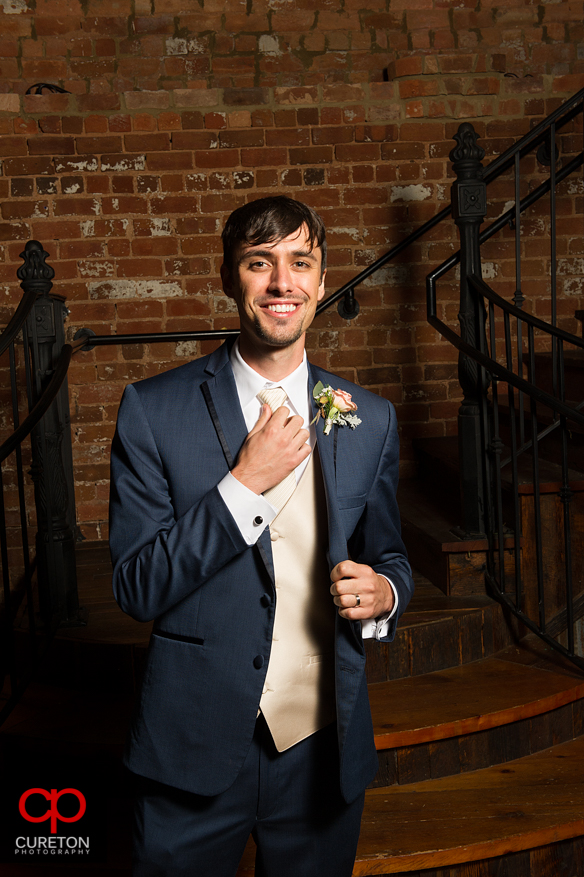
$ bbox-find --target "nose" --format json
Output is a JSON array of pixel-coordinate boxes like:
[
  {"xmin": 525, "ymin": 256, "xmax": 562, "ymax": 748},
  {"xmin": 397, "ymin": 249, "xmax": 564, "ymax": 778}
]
[{"xmin": 268, "ymin": 261, "xmax": 293, "ymax": 295}]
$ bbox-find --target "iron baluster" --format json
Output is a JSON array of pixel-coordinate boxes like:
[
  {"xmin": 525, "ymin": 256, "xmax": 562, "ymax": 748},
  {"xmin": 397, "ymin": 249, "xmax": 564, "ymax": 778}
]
[
  {"xmin": 503, "ymin": 311, "xmax": 524, "ymax": 612},
  {"xmin": 513, "ymin": 151, "xmax": 526, "ymax": 449},
  {"xmin": 550, "ymin": 121, "xmax": 558, "ymax": 403},
  {"xmin": 450, "ymin": 122, "xmax": 489, "ymax": 537},
  {"xmin": 19, "ymin": 241, "xmax": 80, "ymax": 627},
  {"xmin": 527, "ymin": 324, "xmax": 546, "ymax": 633}
]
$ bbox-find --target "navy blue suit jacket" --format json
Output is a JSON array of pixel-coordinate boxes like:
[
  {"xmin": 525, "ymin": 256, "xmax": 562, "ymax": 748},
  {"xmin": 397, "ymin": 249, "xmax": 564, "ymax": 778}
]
[{"xmin": 109, "ymin": 340, "xmax": 414, "ymax": 803}]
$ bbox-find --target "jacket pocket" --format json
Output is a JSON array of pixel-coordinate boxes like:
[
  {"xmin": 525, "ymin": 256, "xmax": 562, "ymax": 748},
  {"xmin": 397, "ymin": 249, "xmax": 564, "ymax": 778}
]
[
  {"xmin": 337, "ymin": 492, "xmax": 367, "ymax": 510},
  {"xmin": 152, "ymin": 629, "xmax": 204, "ymax": 646}
]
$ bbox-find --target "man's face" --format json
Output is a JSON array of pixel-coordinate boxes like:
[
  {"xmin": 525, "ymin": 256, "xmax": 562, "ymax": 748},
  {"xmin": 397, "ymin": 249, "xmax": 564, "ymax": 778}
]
[{"xmin": 221, "ymin": 225, "xmax": 326, "ymax": 353}]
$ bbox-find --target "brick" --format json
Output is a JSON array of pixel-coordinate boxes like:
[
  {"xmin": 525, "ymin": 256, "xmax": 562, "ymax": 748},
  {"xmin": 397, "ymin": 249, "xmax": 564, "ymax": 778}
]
[
  {"xmin": 124, "ymin": 132, "xmax": 170, "ymax": 152},
  {"xmin": 0, "ymin": 136, "xmax": 27, "ymax": 157},
  {"xmin": 399, "ymin": 79, "xmax": 440, "ymax": 99},
  {"xmin": 223, "ymin": 87, "xmax": 269, "ymax": 106},
  {"xmin": 125, "ymin": 91, "xmax": 170, "ymax": 110},
  {"xmin": 109, "ymin": 115, "xmax": 132, "ymax": 133},
  {"xmin": 288, "ymin": 146, "xmax": 333, "ymax": 165},
  {"xmin": 266, "ymin": 128, "xmax": 310, "ymax": 147},
  {"xmin": 312, "ymin": 126, "xmax": 354, "ymax": 145},
  {"xmin": 174, "ymin": 89, "xmax": 220, "ymax": 108},
  {"xmin": 54, "ymin": 199, "xmax": 101, "ymax": 216},
  {"xmin": 195, "ymin": 148, "xmax": 239, "ymax": 168},
  {"xmin": 75, "ymin": 136, "xmax": 123, "ymax": 154},
  {"xmin": 77, "ymin": 94, "xmax": 121, "ymax": 112},
  {"xmin": 3, "ymin": 196, "xmax": 47, "ymax": 219},
  {"xmin": 101, "ymin": 154, "xmax": 146, "ymax": 172},
  {"xmin": 335, "ymin": 143, "xmax": 380, "ymax": 162},
  {"xmin": 132, "ymin": 114, "xmax": 158, "ymax": 132},
  {"xmin": 219, "ymin": 129, "xmax": 264, "ymax": 148},
  {"xmin": 171, "ymin": 131, "xmax": 218, "ymax": 150},
  {"xmin": 3, "ymin": 157, "xmax": 55, "ymax": 176},
  {"xmin": 0, "ymin": 222, "xmax": 30, "ymax": 242},
  {"xmin": 0, "ymin": 94, "xmax": 19, "ymax": 112},
  {"xmin": 84, "ymin": 115, "xmax": 109, "ymax": 134},
  {"xmin": 146, "ymin": 152, "xmax": 193, "ymax": 171},
  {"xmin": 150, "ymin": 196, "xmax": 199, "ymax": 215}
]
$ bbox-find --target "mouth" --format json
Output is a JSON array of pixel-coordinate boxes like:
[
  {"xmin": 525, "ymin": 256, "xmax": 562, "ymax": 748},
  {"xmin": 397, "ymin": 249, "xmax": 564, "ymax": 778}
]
[{"xmin": 260, "ymin": 301, "xmax": 302, "ymax": 317}]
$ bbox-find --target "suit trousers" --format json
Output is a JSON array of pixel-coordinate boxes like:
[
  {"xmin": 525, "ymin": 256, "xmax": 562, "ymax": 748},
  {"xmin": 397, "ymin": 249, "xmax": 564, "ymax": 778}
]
[{"xmin": 132, "ymin": 716, "xmax": 365, "ymax": 877}]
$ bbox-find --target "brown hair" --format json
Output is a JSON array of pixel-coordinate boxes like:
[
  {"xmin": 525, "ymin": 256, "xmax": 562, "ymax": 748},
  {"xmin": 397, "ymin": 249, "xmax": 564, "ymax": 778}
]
[{"xmin": 221, "ymin": 196, "xmax": 327, "ymax": 277}]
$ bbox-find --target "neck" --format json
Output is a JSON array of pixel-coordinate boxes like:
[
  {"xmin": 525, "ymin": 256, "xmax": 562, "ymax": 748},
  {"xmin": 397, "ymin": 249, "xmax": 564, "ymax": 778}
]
[{"xmin": 237, "ymin": 334, "xmax": 306, "ymax": 382}]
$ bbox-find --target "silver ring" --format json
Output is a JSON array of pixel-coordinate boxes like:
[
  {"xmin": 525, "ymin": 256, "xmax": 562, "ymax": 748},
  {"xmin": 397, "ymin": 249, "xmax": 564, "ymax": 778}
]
[{"xmin": 354, "ymin": 594, "xmax": 360, "ymax": 607}]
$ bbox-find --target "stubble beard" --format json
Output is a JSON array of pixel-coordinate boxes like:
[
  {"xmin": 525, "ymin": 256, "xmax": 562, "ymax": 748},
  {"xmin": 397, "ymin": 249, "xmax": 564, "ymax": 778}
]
[{"xmin": 252, "ymin": 313, "xmax": 306, "ymax": 348}]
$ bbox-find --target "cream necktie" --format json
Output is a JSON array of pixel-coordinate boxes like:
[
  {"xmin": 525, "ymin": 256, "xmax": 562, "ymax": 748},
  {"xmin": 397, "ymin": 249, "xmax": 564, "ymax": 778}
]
[{"xmin": 257, "ymin": 386, "xmax": 298, "ymax": 512}]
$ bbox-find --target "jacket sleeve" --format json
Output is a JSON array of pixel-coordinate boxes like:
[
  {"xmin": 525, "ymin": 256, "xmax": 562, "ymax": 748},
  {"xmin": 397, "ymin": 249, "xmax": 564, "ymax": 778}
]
[
  {"xmin": 109, "ymin": 383, "xmax": 249, "ymax": 622},
  {"xmin": 348, "ymin": 399, "xmax": 414, "ymax": 642}
]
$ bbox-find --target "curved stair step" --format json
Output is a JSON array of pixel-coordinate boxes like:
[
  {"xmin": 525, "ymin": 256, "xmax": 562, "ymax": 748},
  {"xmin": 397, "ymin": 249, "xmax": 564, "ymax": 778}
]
[
  {"xmin": 370, "ymin": 655, "xmax": 584, "ymax": 750},
  {"xmin": 234, "ymin": 736, "xmax": 584, "ymax": 875}
]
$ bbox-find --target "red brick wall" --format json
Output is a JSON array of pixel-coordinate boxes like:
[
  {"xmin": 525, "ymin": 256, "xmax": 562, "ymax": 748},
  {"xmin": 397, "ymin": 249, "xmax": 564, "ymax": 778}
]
[{"xmin": 1, "ymin": 0, "xmax": 583, "ymax": 540}]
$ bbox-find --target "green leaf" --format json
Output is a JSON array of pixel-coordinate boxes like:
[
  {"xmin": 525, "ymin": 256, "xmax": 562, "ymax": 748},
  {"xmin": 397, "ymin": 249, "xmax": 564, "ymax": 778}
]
[{"xmin": 312, "ymin": 380, "xmax": 324, "ymax": 399}]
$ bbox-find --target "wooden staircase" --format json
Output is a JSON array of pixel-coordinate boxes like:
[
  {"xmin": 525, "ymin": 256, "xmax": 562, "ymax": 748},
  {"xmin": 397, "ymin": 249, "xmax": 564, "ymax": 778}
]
[{"xmin": 2, "ymin": 544, "xmax": 584, "ymax": 876}]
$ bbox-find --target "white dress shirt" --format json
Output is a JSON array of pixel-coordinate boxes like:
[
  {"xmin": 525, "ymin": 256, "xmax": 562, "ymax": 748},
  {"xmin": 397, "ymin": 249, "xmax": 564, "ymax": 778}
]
[{"xmin": 217, "ymin": 341, "xmax": 397, "ymax": 640}]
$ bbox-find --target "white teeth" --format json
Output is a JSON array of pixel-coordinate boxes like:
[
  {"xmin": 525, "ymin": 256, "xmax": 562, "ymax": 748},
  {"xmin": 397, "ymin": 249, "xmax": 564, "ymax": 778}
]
[{"xmin": 267, "ymin": 304, "xmax": 296, "ymax": 312}]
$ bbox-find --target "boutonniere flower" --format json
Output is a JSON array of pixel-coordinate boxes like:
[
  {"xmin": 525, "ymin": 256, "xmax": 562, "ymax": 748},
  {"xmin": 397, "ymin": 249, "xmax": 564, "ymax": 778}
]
[{"xmin": 311, "ymin": 381, "xmax": 362, "ymax": 435}]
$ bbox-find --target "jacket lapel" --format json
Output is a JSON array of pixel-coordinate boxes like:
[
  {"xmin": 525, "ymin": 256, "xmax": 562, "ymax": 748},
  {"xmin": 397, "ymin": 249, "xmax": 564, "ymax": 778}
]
[
  {"xmin": 308, "ymin": 363, "xmax": 348, "ymax": 570},
  {"xmin": 201, "ymin": 341, "xmax": 275, "ymax": 585}
]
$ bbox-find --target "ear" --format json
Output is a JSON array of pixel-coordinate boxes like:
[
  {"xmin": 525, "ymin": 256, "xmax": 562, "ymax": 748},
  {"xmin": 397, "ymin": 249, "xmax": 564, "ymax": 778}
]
[
  {"xmin": 220, "ymin": 263, "xmax": 234, "ymax": 298},
  {"xmin": 317, "ymin": 267, "xmax": 326, "ymax": 302}
]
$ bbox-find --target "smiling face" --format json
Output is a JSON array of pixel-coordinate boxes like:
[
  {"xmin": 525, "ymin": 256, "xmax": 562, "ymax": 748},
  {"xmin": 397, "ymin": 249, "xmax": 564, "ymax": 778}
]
[{"xmin": 221, "ymin": 224, "xmax": 326, "ymax": 369}]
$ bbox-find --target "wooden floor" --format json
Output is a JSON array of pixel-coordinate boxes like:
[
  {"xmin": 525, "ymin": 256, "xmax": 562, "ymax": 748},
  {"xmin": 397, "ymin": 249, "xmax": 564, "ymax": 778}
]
[{"xmin": 3, "ymin": 542, "xmax": 584, "ymax": 877}]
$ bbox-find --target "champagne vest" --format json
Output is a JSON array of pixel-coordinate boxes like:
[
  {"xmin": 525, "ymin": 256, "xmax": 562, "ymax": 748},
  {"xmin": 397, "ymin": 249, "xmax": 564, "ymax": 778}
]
[{"xmin": 259, "ymin": 449, "xmax": 336, "ymax": 752}]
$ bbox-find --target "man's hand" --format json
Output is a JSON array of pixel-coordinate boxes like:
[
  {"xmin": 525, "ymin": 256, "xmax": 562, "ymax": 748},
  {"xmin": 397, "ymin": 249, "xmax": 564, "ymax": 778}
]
[
  {"xmin": 330, "ymin": 560, "xmax": 394, "ymax": 620},
  {"xmin": 231, "ymin": 404, "xmax": 310, "ymax": 496}
]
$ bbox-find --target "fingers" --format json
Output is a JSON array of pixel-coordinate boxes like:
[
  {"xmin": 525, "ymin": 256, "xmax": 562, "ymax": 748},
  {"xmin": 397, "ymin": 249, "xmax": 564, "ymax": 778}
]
[
  {"xmin": 330, "ymin": 563, "xmax": 394, "ymax": 620},
  {"xmin": 247, "ymin": 403, "xmax": 273, "ymax": 437}
]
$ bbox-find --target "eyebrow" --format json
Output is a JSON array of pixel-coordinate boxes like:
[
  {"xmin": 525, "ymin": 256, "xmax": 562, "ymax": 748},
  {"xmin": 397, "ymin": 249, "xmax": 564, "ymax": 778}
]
[{"xmin": 238, "ymin": 248, "xmax": 318, "ymax": 265}]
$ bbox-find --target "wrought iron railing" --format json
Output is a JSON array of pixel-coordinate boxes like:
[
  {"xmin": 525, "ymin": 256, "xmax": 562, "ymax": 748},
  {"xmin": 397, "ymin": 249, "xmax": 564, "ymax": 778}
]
[
  {"xmin": 427, "ymin": 89, "xmax": 584, "ymax": 668},
  {"xmin": 2, "ymin": 85, "xmax": 583, "ymax": 717},
  {"xmin": 0, "ymin": 242, "xmax": 85, "ymax": 724}
]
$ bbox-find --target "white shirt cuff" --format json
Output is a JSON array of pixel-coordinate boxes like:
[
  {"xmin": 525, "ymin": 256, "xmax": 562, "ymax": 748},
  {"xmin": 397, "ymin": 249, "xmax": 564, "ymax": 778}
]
[
  {"xmin": 361, "ymin": 575, "xmax": 399, "ymax": 640},
  {"xmin": 217, "ymin": 472, "xmax": 277, "ymax": 545}
]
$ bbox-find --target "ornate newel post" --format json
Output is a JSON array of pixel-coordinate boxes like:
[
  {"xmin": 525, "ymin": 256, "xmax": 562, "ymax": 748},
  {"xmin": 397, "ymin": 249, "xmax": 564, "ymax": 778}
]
[
  {"xmin": 450, "ymin": 123, "xmax": 489, "ymax": 538},
  {"xmin": 19, "ymin": 241, "xmax": 80, "ymax": 626}
]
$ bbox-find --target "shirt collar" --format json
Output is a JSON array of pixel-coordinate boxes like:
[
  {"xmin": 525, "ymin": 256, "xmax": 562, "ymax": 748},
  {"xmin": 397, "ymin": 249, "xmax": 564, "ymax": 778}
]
[{"xmin": 230, "ymin": 340, "xmax": 309, "ymax": 417}]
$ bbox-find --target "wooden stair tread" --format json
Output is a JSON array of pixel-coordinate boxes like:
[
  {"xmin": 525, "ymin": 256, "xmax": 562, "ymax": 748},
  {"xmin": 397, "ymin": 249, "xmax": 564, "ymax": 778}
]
[
  {"xmin": 236, "ymin": 736, "xmax": 584, "ymax": 875},
  {"xmin": 369, "ymin": 656, "xmax": 584, "ymax": 749}
]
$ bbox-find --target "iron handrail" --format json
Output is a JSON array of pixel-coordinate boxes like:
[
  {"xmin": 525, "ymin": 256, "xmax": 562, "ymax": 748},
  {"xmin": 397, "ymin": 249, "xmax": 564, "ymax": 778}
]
[
  {"xmin": 426, "ymin": 280, "xmax": 584, "ymax": 428},
  {"xmin": 0, "ymin": 286, "xmax": 38, "ymax": 358},
  {"xmin": 481, "ymin": 85, "xmax": 584, "ymax": 184},
  {"xmin": 0, "ymin": 336, "xmax": 88, "ymax": 464},
  {"xmin": 427, "ymin": 150, "xmax": 584, "ymax": 289},
  {"xmin": 470, "ymin": 274, "xmax": 584, "ymax": 350}
]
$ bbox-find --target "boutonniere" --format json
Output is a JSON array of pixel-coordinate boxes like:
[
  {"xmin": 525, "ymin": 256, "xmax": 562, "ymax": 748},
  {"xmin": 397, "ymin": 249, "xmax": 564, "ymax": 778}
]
[{"xmin": 311, "ymin": 381, "xmax": 362, "ymax": 436}]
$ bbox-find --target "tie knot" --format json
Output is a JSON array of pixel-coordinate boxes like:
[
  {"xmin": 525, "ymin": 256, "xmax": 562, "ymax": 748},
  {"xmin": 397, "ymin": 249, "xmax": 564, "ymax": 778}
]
[{"xmin": 257, "ymin": 386, "xmax": 288, "ymax": 411}]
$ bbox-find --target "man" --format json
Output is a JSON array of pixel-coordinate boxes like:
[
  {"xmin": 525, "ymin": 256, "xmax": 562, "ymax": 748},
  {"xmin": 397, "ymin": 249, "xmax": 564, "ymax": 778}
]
[{"xmin": 109, "ymin": 196, "xmax": 414, "ymax": 877}]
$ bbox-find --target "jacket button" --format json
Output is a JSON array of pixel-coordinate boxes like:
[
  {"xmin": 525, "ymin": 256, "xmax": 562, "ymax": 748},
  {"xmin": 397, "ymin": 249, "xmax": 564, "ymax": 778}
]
[
  {"xmin": 253, "ymin": 655, "xmax": 264, "ymax": 669},
  {"xmin": 270, "ymin": 530, "xmax": 279, "ymax": 541},
  {"xmin": 260, "ymin": 594, "xmax": 271, "ymax": 607}
]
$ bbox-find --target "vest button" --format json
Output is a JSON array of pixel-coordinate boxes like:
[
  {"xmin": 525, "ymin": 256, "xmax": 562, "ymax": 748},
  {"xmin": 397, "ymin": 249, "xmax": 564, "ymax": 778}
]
[
  {"xmin": 260, "ymin": 594, "xmax": 271, "ymax": 607},
  {"xmin": 253, "ymin": 655, "xmax": 264, "ymax": 669},
  {"xmin": 270, "ymin": 530, "xmax": 279, "ymax": 541}
]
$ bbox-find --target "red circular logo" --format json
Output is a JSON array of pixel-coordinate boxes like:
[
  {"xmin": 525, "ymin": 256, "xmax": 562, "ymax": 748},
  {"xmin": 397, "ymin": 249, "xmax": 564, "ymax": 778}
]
[{"xmin": 19, "ymin": 788, "xmax": 86, "ymax": 834}]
